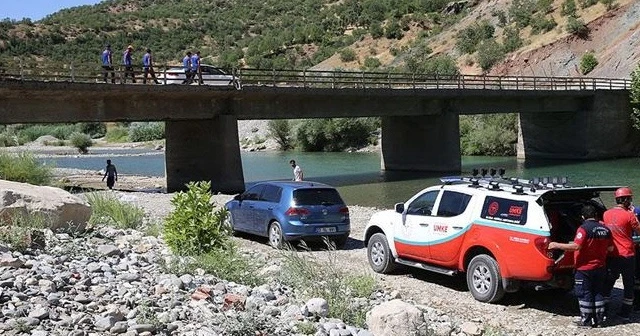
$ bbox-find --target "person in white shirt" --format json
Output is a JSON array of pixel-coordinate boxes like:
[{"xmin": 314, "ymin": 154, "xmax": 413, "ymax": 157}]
[{"xmin": 290, "ymin": 159, "xmax": 303, "ymax": 181}]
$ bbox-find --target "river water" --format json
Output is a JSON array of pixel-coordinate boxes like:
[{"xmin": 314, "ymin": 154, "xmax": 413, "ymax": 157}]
[{"xmin": 40, "ymin": 150, "xmax": 640, "ymax": 208}]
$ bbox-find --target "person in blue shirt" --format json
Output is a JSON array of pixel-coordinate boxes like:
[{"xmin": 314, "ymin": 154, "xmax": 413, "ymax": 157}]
[
  {"xmin": 191, "ymin": 50, "xmax": 202, "ymax": 84},
  {"xmin": 182, "ymin": 51, "xmax": 192, "ymax": 84},
  {"xmin": 142, "ymin": 48, "xmax": 160, "ymax": 84},
  {"xmin": 101, "ymin": 44, "xmax": 115, "ymax": 83},
  {"xmin": 122, "ymin": 45, "xmax": 136, "ymax": 83}
]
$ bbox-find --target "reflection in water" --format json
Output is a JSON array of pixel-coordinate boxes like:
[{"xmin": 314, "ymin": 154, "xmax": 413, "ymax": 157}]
[{"xmin": 38, "ymin": 150, "xmax": 640, "ymax": 208}]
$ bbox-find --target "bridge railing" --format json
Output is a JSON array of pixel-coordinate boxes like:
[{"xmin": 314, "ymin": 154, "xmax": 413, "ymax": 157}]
[{"xmin": 0, "ymin": 63, "xmax": 631, "ymax": 91}]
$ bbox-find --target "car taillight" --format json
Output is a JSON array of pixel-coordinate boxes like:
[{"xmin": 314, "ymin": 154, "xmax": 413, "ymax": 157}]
[
  {"xmin": 340, "ymin": 206, "xmax": 349, "ymax": 220},
  {"xmin": 285, "ymin": 207, "xmax": 310, "ymax": 216},
  {"xmin": 534, "ymin": 236, "xmax": 552, "ymax": 258}
]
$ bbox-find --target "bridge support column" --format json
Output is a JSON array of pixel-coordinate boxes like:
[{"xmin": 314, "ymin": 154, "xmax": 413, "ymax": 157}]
[
  {"xmin": 381, "ymin": 113, "xmax": 461, "ymax": 172},
  {"xmin": 165, "ymin": 116, "xmax": 244, "ymax": 193},
  {"xmin": 517, "ymin": 91, "xmax": 639, "ymax": 160}
]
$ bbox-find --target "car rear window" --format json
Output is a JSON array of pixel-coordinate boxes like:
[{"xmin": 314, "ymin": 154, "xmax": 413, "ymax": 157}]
[
  {"xmin": 481, "ymin": 196, "xmax": 528, "ymax": 225},
  {"xmin": 293, "ymin": 188, "xmax": 344, "ymax": 206}
]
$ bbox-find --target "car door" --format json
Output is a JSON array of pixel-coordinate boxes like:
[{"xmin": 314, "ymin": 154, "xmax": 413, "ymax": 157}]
[
  {"xmin": 427, "ymin": 190, "xmax": 474, "ymax": 264},
  {"xmin": 394, "ymin": 189, "xmax": 440, "ymax": 262},
  {"xmin": 251, "ymin": 184, "xmax": 282, "ymax": 234},
  {"xmin": 205, "ymin": 66, "xmax": 230, "ymax": 86},
  {"xmin": 234, "ymin": 184, "xmax": 265, "ymax": 232}
]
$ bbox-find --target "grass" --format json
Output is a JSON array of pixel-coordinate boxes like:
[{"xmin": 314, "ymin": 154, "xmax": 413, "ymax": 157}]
[
  {"xmin": 85, "ymin": 192, "xmax": 145, "ymax": 229},
  {"xmin": 104, "ymin": 126, "xmax": 130, "ymax": 143},
  {"xmin": 278, "ymin": 239, "xmax": 377, "ymax": 327},
  {"xmin": 295, "ymin": 322, "xmax": 317, "ymax": 335},
  {"xmin": 0, "ymin": 211, "xmax": 49, "ymax": 252},
  {"xmin": 0, "ymin": 151, "xmax": 53, "ymax": 185}
]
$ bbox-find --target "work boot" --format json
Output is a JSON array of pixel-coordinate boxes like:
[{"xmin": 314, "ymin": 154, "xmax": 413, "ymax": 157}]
[
  {"xmin": 574, "ymin": 313, "xmax": 593, "ymax": 328},
  {"xmin": 617, "ymin": 304, "xmax": 632, "ymax": 322},
  {"xmin": 594, "ymin": 312, "xmax": 607, "ymax": 328}
]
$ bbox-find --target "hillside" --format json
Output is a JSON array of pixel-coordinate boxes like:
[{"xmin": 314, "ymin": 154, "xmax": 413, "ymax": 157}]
[{"xmin": 0, "ymin": 0, "xmax": 638, "ymax": 78}]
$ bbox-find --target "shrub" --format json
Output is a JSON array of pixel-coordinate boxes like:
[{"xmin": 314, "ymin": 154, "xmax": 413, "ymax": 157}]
[
  {"xmin": 163, "ymin": 181, "xmax": 230, "ymax": 256},
  {"xmin": 279, "ymin": 241, "xmax": 377, "ymax": 327},
  {"xmin": 537, "ymin": 0, "xmax": 554, "ymax": 13},
  {"xmin": 456, "ymin": 20, "xmax": 495, "ymax": 54},
  {"xmin": 194, "ymin": 247, "xmax": 264, "ymax": 286},
  {"xmin": 600, "ymin": 0, "xmax": 617, "ymax": 10},
  {"xmin": 0, "ymin": 211, "xmax": 48, "ymax": 252},
  {"xmin": 15, "ymin": 124, "xmax": 79, "ymax": 143},
  {"xmin": 0, "ymin": 132, "xmax": 18, "ymax": 147},
  {"xmin": 578, "ymin": 0, "xmax": 598, "ymax": 8},
  {"xmin": 630, "ymin": 64, "xmax": 640, "ymax": 129},
  {"xmin": 105, "ymin": 126, "xmax": 129, "ymax": 142},
  {"xmin": 69, "ymin": 132, "xmax": 93, "ymax": 154},
  {"xmin": 128, "ymin": 122, "xmax": 165, "ymax": 142},
  {"xmin": 0, "ymin": 151, "xmax": 52, "ymax": 185},
  {"xmin": 295, "ymin": 118, "xmax": 378, "ymax": 152},
  {"xmin": 460, "ymin": 114, "xmax": 518, "ymax": 155},
  {"xmin": 85, "ymin": 192, "xmax": 145, "ymax": 229},
  {"xmin": 384, "ymin": 18, "xmax": 403, "ymax": 39},
  {"xmin": 580, "ymin": 52, "xmax": 598, "ymax": 75},
  {"xmin": 476, "ymin": 39, "xmax": 505, "ymax": 71},
  {"xmin": 407, "ymin": 55, "xmax": 459, "ymax": 76},
  {"xmin": 509, "ymin": 0, "xmax": 537, "ymax": 27},
  {"xmin": 530, "ymin": 14, "xmax": 557, "ymax": 34},
  {"xmin": 566, "ymin": 16, "xmax": 589, "ymax": 38},
  {"xmin": 78, "ymin": 122, "xmax": 106, "ymax": 138},
  {"xmin": 362, "ymin": 56, "xmax": 381, "ymax": 70},
  {"xmin": 503, "ymin": 26, "xmax": 524, "ymax": 53},
  {"xmin": 267, "ymin": 119, "xmax": 292, "ymax": 150},
  {"xmin": 561, "ymin": 0, "xmax": 577, "ymax": 16},
  {"xmin": 369, "ymin": 21, "xmax": 384, "ymax": 39},
  {"xmin": 339, "ymin": 48, "xmax": 357, "ymax": 62}
]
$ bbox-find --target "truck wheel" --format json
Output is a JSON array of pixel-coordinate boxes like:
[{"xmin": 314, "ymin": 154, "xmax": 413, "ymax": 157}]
[
  {"xmin": 367, "ymin": 233, "xmax": 396, "ymax": 274},
  {"xmin": 466, "ymin": 254, "xmax": 505, "ymax": 303}
]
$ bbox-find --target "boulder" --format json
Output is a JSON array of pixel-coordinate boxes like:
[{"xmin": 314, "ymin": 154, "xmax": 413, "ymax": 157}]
[
  {"xmin": 0, "ymin": 180, "xmax": 91, "ymax": 232},
  {"xmin": 366, "ymin": 300, "xmax": 425, "ymax": 336}
]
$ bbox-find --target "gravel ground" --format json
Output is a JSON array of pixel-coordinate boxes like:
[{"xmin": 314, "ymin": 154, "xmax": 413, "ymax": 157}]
[{"xmin": 112, "ymin": 191, "xmax": 640, "ymax": 336}]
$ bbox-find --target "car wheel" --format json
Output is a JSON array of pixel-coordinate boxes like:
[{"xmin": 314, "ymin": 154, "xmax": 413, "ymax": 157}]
[
  {"xmin": 332, "ymin": 234, "xmax": 349, "ymax": 249},
  {"xmin": 466, "ymin": 254, "xmax": 505, "ymax": 303},
  {"xmin": 268, "ymin": 221, "xmax": 284, "ymax": 249},
  {"xmin": 224, "ymin": 213, "xmax": 237, "ymax": 236},
  {"xmin": 367, "ymin": 233, "xmax": 396, "ymax": 274}
]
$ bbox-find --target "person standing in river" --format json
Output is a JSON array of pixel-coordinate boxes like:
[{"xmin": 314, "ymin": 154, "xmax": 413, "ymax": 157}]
[
  {"xmin": 290, "ymin": 159, "xmax": 303, "ymax": 181},
  {"xmin": 102, "ymin": 159, "xmax": 118, "ymax": 190}
]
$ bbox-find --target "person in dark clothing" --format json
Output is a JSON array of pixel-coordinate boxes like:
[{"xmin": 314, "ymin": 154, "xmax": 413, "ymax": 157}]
[
  {"xmin": 122, "ymin": 45, "xmax": 136, "ymax": 83},
  {"xmin": 142, "ymin": 48, "xmax": 160, "ymax": 84},
  {"xmin": 602, "ymin": 187, "xmax": 640, "ymax": 320},
  {"xmin": 182, "ymin": 51, "xmax": 192, "ymax": 84},
  {"xmin": 101, "ymin": 44, "xmax": 115, "ymax": 83},
  {"xmin": 101, "ymin": 159, "xmax": 118, "ymax": 190},
  {"xmin": 548, "ymin": 204, "xmax": 613, "ymax": 328}
]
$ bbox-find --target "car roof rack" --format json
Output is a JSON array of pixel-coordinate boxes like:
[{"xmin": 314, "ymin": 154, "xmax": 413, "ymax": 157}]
[{"xmin": 440, "ymin": 168, "xmax": 570, "ymax": 194}]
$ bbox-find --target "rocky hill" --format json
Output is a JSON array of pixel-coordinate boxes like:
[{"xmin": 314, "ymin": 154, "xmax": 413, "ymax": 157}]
[{"xmin": 0, "ymin": 0, "xmax": 637, "ymax": 78}]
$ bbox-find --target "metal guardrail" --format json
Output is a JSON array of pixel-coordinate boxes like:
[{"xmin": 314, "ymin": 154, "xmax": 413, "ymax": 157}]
[{"xmin": 0, "ymin": 63, "xmax": 632, "ymax": 91}]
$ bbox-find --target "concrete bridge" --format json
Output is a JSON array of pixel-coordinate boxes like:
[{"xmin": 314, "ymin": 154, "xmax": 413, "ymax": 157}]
[{"xmin": 0, "ymin": 69, "xmax": 635, "ymax": 193}]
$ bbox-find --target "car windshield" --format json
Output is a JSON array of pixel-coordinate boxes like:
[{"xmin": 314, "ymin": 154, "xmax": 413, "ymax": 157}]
[{"xmin": 293, "ymin": 188, "xmax": 344, "ymax": 206}]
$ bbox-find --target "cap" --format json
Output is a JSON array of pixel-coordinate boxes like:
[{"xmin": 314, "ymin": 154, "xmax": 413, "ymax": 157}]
[{"xmin": 127, "ymin": 45, "xmax": 133, "ymax": 49}]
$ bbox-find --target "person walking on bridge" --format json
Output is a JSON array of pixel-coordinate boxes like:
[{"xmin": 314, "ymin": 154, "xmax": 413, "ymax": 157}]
[
  {"xmin": 122, "ymin": 45, "xmax": 136, "ymax": 83},
  {"xmin": 602, "ymin": 187, "xmax": 640, "ymax": 321},
  {"xmin": 182, "ymin": 51, "xmax": 192, "ymax": 84},
  {"xmin": 101, "ymin": 44, "xmax": 115, "ymax": 83},
  {"xmin": 191, "ymin": 51, "xmax": 203, "ymax": 84},
  {"xmin": 142, "ymin": 48, "xmax": 160, "ymax": 84}
]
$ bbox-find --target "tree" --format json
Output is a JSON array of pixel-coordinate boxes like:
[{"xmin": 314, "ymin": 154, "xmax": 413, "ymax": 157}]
[
  {"xmin": 267, "ymin": 119, "xmax": 292, "ymax": 150},
  {"xmin": 630, "ymin": 64, "xmax": 640, "ymax": 129},
  {"xmin": 579, "ymin": 52, "xmax": 598, "ymax": 75},
  {"xmin": 477, "ymin": 39, "xmax": 505, "ymax": 71}
]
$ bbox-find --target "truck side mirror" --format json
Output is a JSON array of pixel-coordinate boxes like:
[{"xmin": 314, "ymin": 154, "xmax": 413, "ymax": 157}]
[{"xmin": 395, "ymin": 203, "xmax": 404, "ymax": 214}]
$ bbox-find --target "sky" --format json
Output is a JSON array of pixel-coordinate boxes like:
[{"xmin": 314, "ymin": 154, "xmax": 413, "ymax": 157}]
[{"xmin": 3, "ymin": 0, "xmax": 104, "ymax": 21}]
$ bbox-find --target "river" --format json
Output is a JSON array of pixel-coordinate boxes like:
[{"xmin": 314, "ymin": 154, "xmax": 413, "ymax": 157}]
[{"xmin": 39, "ymin": 150, "xmax": 640, "ymax": 208}]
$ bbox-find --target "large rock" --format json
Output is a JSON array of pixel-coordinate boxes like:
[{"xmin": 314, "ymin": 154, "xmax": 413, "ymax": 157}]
[
  {"xmin": 366, "ymin": 300, "xmax": 425, "ymax": 336},
  {"xmin": 0, "ymin": 180, "xmax": 91, "ymax": 232}
]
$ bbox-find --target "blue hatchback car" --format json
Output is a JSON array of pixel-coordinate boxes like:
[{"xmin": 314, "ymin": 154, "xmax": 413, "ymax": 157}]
[{"xmin": 224, "ymin": 181, "xmax": 350, "ymax": 249}]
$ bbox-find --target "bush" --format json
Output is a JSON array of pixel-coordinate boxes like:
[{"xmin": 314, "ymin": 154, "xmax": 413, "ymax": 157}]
[
  {"xmin": 580, "ymin": 52, "xmax": 598, "ymax": 75},
  {"xmin": 566, "ymin": 16, "xmax": 589, "ymax": 38},
  {"xmin": 69, "ymin": 132, "xmax": 93, "ymax": 154},
  {"xmin": 0, "ymin": 211, "xmax": 48, "ymax": 252},
  {"xmin": 362, "ymin": 56, "xmax": 381, "ymax": 70},
  {"xmin": 509, "ymin": 0, "xmax": 537, "ymax": 27},
  {"xmin": 295, "ymin": 118, "xmax": 378, "ymax": 152},
  {"xmin": 384, "ymin": 18, "xmax": 403, "ymax": 39},
  {"xmin": 279, "ymin": 241, "xmax": 377, "ymax": 327},
  {"xmin": 163, "ymin": 181, "xmax": 230, "ymax": 256},
  {"xmin": 193, "ymin": 247, "xmax": 264, "ymax": 286},
  {"xmin": 15, "ymin": 124, "xmax": 79, "ymax": 143},
  {"xmin": 460, "ymin": 114, "xmax": 518, "ymax": 155},
  {"xmin": 77, "ymin": 122, "xmax": 107, "ymax": 138},
  {"xmin": 530, "ymin": 14, "xmax": 557, "ymax": 34},
  {"xmin": 85, "ymin": 192, "xmax": 145, "ymax": 229},
  {"xmin": 600, "ymin": 0, "xmax": 617, "ymax": 10},
  {"xmin": 537, "ymin": 0, "xmax": 554, "ymax": 13},
  {"xmin": 0, "ymin": 152, "xmax": 52, "ymax": 185},
  {"xmin": 128, "ymin": 122, "xmax": 165, "ymax": 142},
  {"xmin": 456, "ymin": 20, "xmax": 495, "ymax": 54},
  {"xmin": 503, "ymin": 26, "xmax": 524, "ymax": 53},
  {"xmin": 578, "ymin": 0, "xmax": 598, "ymax": 8},
  {"xmin": 105, "ymin": 126, "xmax": 129, "ymax": 143},
  {"xmin": 339, "ymin": 48, "xmax": 357, "ymax": 62},
  {"xmin": 630, "ymin": 64, "xmax": 640, "ymax": 129},
  {"xmin": 369, "ymin": 21, "xmax": 384, "ymax": 39},
  {"xmin": 407, "ymin": 55, "xmax": 459, "ymax": 76},
  {"xmin": 561, "ymin": 0, "xmax": 577, "ymax": 16},
  {"xmin": 0, "ymin": 132, "xmax": 18, "ymax": 147},
  {"xmin": 476, "ymin": 39, "xmax": 505, "ymax": 71},
  {"xmin": 267, "ymin": 119, "xmax": 292, "ymax": 150}
]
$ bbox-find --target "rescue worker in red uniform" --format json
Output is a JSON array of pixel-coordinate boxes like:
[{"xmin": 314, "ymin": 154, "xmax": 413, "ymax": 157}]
[
  {"xmin": 602, "ymin": 187, "xmax": 640, "ymax": 320},
  {"xmin": 549, "ymin": 204, "xmax": 613, "ymax": 327}
]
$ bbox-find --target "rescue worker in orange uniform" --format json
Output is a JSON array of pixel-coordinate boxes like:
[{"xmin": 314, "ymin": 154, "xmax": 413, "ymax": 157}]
[
  {"xmin": 549, "ymin": 204, "xmax": 613, "ymax": 327},
  {"xmin": 602, "ymin": 187, "xmax": 640, "ymax": 320}
]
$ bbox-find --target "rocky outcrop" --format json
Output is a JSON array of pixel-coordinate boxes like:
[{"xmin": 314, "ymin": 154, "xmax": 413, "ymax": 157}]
[
  {"xmin": 366, "ymin": 299, "xmax": 426, "ymax": 335},
  {"xmin": 0, "ymin": 180, "xmax": 91, "ymax": 231}
]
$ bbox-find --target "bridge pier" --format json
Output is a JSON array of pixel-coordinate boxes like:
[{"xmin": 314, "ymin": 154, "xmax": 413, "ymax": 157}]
[
  {"xmin": 381, "ymin": 114, "xmax": 461, "ymax": 172},
  {"xmin": 517, "ymin": 91, "xmax": 639, "ymax": 160},
  {"xmin": 165, "ymin": 116, "xmax": 245, "ymax": 193}
]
